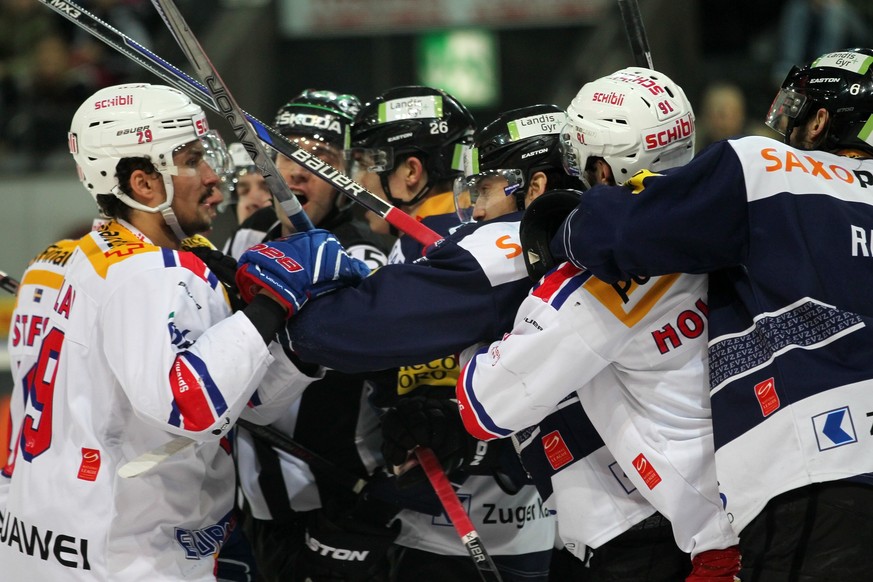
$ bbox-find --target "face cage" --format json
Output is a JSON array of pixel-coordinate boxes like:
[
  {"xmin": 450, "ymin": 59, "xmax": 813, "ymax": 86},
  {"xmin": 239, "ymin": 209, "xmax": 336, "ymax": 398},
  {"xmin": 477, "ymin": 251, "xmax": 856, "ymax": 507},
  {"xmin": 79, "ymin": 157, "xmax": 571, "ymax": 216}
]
[
  {"xmin": 765, "ymin": 85, "xmax": 809, "ymax": 138},
  {"xmin": 453, "ymin": 168, "xmax": 524, "ymax": 223}
]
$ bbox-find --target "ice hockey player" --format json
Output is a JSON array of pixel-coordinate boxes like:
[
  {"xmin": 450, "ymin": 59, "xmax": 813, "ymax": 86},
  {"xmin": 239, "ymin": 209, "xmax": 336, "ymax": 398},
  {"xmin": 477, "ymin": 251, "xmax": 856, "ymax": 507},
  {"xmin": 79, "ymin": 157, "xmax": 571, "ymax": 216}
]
[
  {"xmin": 551, "ymin": 49, "xmax": 873, "ymax": 582},
  {"xmin": 456, "ymin": 67, "xmax": 743, "ymax": 581},
  {"xmin": 0, "ymin": 83, "xmax": 366, "ymax": 581}
]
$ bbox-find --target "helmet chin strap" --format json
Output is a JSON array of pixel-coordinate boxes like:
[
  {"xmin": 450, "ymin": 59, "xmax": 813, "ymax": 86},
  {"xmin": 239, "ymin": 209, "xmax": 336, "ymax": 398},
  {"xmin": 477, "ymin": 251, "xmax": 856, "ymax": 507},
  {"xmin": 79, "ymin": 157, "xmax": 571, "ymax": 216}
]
[
  {"xmin": 158, "ymin": 173, "xmax": 191, "ymax": 242},
  {"xmin": 112, "ymin": 173, "xmax": 190, "ymax": 242},
  {"xmin": 381, "ymin": 172, "xmax": 433, "ymax": 209}
]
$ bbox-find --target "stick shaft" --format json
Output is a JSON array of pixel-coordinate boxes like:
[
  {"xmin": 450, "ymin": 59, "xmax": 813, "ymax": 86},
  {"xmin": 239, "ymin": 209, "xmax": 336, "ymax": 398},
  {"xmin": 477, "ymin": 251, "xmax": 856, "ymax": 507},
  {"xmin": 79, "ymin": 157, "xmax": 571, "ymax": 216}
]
[
  {"xmin": 236, "ymin": 418, "xmax": 367, "ymax": 494},
  {"xmin": 617, "ymin": 0, "xmax": 654, "ymax": 69},
  {"xmin": 149, "ymin": 0, "xmax": 312, "ymax": 232},
  {"xmin": 37, "ymin": 0, "xmax": 441, "ymax": 246},
  {"xmin": 0, "ymin": 271, "xmax": 19, "ymax": 294},
  {"xmin": 414, "ymin": 448, "xmax": 503, "ymax": 581}
]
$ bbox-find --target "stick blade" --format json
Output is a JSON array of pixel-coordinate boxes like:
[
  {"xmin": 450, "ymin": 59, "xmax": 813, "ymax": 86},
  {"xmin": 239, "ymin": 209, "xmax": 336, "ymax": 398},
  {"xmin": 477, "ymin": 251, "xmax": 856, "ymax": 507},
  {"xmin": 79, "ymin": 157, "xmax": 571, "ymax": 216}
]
[{"xmin": 117, "ymin": 437, "xmax": 195, "ymax": 478}]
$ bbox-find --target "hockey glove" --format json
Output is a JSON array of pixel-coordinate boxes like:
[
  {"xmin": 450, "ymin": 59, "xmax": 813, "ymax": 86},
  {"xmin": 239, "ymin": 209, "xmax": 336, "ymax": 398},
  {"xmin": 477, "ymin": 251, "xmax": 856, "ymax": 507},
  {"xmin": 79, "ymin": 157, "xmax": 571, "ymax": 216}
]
[
  {"xmin": 235, "ymin": 229, "xmax": 370, "ymax": 316},
  {"xmin": 294, "ymin": 509, "xmax": 399, "ymax": 582},
  {"xmin": 380, "ymin": 395, "xmax": 515, "ymax": 484},
  {"xmin": 686, "ymin": 546, "xmax": 741, "ymax": 582},
  {"xmin": 381, "ymin": 396, "xmax": 465, "ymax": 468}
]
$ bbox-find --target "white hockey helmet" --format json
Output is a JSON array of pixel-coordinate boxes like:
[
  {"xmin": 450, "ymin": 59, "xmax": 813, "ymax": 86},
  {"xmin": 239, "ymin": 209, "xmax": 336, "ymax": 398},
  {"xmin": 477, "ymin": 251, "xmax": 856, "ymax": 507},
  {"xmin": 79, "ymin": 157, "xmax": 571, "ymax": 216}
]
[
  {"xmin": 560, "ymin": 67, "xmax": 695, "ymax": 186},
  {"xmin": 68, "ymin": 83, "xmax": 228, "ymax": 237}
]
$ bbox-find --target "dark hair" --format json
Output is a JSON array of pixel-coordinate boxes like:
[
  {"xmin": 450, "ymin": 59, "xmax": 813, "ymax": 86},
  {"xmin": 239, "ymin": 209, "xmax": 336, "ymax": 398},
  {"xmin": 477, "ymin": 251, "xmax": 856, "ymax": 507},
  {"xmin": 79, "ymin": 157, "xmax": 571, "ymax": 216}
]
[
  {"xmin": 98, "ymin": 157, "xmax": 159, "ymax": 219},
  {"xmin": 541, "ymin": 167, "xmax": 583, "ymax": 195}
]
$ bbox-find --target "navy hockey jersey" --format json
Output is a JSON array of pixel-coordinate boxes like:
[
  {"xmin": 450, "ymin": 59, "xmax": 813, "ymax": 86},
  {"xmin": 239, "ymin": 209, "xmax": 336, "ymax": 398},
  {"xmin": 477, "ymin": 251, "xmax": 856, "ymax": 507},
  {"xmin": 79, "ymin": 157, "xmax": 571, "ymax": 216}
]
[
  {"xmin": 286, "ymin": 211, "xmax": 535, "ymax": 372},
  {"xmin": 556, "ymin": 135, "xmax": 873, "ymax": 531}
]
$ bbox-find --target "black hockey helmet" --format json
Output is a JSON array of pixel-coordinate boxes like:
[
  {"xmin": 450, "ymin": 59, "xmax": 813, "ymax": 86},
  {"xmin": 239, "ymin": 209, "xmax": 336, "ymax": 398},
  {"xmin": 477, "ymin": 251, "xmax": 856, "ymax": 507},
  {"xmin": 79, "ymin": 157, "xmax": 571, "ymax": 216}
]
[
  {"xmin": 519, "ymin": 189, "xmax": 583, "ymax": 282},
  {"xmin": 274, "ymin": 89, "xmax": 361, "ymax": 150},
  {"xmin": 349, "ymin": 85, "xmax": 476, "ymax": 207},
  {"xmin": 454, "ymin": 104, "xmax": 582, "ymax": 222},
  {"xmin": 766, "ymin": 48, "xmax": 873, "ymax": 155}
]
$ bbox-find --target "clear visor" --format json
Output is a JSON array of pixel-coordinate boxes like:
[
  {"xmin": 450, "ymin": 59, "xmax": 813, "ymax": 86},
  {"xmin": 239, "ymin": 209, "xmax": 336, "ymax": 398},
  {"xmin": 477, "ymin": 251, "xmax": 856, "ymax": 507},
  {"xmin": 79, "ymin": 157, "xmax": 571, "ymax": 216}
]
[
  {"xmin": 452, "ymin": 168, "xmax": 524, "ymax": 223},
  {"xmin": 558, "ymin": 122, "xmax": 583, "ymax": 178},
  {"xmin": 345, "ymin": 146, "xmax": 394, "ymax": 175},
  {"xmin": 168, "ymin": 130, "xmax": 233, "ymax": 179},
  {"xmin": 765, "ymin": 88, "xmax": 808, "ymax": 136}
]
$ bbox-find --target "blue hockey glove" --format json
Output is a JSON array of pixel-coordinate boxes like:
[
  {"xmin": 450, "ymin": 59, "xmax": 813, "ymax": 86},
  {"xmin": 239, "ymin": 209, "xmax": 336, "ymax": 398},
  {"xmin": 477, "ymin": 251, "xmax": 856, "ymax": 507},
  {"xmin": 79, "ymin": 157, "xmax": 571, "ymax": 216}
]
[{"xmin": 235, "ymin": 229, "xmax": 370, "ymax": 316}]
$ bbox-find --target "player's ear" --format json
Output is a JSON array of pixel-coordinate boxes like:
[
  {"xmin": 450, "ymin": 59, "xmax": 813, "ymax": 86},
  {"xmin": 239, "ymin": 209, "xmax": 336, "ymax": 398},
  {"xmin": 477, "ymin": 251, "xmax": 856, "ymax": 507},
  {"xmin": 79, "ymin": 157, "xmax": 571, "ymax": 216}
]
[
  {"xmin": 593, "ymin": 159, "xmax": 614, "ymax": 185},
  {"xmin": 809, "ymin": 108, "xmax": 830, "ymax": 141},
  {"xmin": 404, "ymin": 156, "xmax": 425, "ymax": 186},
  {"xmin": 527, "ymin": 171, "xmax": 548, "ymax": 198},
  {"xmin": 128, "ymin": 169, "xmax": 164, "ymax": 206}
]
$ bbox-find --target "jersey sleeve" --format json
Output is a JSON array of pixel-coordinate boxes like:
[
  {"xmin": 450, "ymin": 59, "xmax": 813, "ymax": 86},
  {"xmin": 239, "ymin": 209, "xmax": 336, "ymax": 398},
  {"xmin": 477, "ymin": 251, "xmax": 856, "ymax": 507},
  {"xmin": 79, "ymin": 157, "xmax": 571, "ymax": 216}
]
[
  {"xmin": 286, "ymin": 218, "xmax": 532, "ymax": 373},
  {"xmin": 101, "ymin": 264, "xmax": 288, "ymax": 440},
  {"xmin": 457, "ymin": 264, "xmax": 612, "ymax": 439},
  {"xmin": 557, "ymin": 140, "xmax": 751, "ymax": 283},
  {"xmin": 240, "ymin": 341, "xmax": 325, "ymax": 426}
]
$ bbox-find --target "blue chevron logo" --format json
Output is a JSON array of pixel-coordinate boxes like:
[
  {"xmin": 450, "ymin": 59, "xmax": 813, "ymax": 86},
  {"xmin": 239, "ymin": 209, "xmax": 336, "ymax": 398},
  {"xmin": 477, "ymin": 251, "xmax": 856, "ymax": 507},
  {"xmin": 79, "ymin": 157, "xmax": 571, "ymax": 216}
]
[{"xmin": 812, "ymin": 407, "xmax": 857, "ymax": 451}]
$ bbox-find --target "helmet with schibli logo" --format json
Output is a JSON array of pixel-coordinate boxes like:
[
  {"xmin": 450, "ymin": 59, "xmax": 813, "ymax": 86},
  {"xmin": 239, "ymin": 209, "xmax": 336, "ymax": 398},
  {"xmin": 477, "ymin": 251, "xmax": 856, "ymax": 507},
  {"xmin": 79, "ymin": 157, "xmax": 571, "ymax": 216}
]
[
  {"xmin": 766, "ymin": 48, "xmax": 873, "ymax": 155},
  {"xmin": 69, "ymin": 83, "xmax": 227, "ymax": 202},
  {"xmin": 68, "ymin": 83, "xmax": 231, "ymax": 239},
  {"xmin": 559, "ymin": 67, "xmax": 695, "ymax": 186}
]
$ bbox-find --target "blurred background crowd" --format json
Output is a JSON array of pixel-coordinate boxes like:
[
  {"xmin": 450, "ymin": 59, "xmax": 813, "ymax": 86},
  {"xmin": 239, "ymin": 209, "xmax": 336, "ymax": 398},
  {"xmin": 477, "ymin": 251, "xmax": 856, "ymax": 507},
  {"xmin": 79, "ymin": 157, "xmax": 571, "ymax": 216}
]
[
  {"xmin": 0, "ymin": 0, "xmax": 871, "ymax": 339},
  {"xmin": 2, "ymin": 0, "xmax": 871, "ymax": 172}
]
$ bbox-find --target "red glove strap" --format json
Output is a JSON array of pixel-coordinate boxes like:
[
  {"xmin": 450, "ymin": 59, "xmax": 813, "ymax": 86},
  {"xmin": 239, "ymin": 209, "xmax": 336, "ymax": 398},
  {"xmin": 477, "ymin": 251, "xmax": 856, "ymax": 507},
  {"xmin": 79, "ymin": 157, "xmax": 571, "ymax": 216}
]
[
  {"xmin": 686, "ymin": 545, "xmax": 741, "ymax": 582},
  {"xmin": 235, "ymin": 267, "xmax": 296, "ymax": 316}
]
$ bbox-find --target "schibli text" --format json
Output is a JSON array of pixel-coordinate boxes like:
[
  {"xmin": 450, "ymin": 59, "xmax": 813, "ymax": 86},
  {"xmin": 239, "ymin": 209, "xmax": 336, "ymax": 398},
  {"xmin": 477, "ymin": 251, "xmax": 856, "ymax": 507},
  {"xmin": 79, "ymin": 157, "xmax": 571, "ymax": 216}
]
[
  {"xmin": 610, "ymin": 71, "xmax": 665, "ymax": 96},
  {"xmin": 94, "ymin": 94, "xmax": 132, "ymax": 110},
  {"xmin": 643, "ymin": 114, "xmax": 694, "ymax": 150},
  {"xmin": 591, "ymin": 91, "xmax": 625, "ymax": 107}
]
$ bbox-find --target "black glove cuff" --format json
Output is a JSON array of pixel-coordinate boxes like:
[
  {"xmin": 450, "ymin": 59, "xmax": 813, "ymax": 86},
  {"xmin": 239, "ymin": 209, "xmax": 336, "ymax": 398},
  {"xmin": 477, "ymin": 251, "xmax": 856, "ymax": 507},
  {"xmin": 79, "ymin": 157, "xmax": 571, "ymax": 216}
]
[{"xmin": 243, "ymin": 293, "xmax": 288, "ymax": 344}]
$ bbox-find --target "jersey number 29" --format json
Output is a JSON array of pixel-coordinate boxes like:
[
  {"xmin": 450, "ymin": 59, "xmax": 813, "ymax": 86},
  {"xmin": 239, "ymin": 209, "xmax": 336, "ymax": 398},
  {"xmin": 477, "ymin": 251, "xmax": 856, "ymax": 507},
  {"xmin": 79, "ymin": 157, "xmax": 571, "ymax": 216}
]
[{"xmin": 20, "ymin": 328, "xmax": 65, "ymax": 462}]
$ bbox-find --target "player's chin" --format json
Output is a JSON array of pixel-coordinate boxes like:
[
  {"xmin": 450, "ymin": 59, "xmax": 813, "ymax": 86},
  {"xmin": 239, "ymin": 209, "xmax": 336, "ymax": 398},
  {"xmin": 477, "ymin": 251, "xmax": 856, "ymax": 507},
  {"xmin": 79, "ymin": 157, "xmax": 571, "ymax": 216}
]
[{"xmin": 187, "ymin": 215, "xmax": 214, "ymax": 235}]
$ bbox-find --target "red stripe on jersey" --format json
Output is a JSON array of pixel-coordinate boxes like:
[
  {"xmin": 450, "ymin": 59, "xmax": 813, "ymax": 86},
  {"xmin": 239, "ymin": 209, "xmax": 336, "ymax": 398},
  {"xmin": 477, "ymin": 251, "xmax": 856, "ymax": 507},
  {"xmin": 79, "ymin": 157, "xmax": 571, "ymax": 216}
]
[
  {"xmin": 456, "ymin": 362, "xmax": 500, "ymax": 441},
  {"xmin": 532, "ymin": 262, "xmax": 582, "ymax": 303},
  {"xmin": 177, "ymin": 251, "xmax": 209, "ymax": 283},
  {"xmin": 170, "ymin": 356, "xmax": 216, "ymax": 431}
]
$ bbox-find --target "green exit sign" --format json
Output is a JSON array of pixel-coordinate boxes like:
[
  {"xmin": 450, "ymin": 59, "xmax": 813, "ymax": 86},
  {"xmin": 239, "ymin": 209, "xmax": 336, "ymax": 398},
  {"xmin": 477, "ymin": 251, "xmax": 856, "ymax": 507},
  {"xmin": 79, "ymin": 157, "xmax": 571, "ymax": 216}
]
[{"xmin": 417, "ymin": 29, "xmax": 499, "ymax": 108}]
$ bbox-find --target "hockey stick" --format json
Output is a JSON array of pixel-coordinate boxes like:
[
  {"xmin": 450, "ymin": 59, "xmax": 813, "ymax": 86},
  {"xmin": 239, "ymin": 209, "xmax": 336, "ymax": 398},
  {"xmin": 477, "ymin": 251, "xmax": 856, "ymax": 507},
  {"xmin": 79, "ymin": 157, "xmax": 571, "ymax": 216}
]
[
  {"xmin": 617, "ymin": 0, "xmax": 654, "ymax": 69},
  {"xmin": 147, "ymin": 0, "xmax": 313, "ymax": 233},
  {"xmin": 236, "ymin": 418, "xmax": 367, "ymax": 494},
  {"xmin": 414, "ymin": 447, "xmax": 504, "ymax": 581},
  {"xmin": 117, "ymin": 436, "xmax": 195, "ymax": 478},
  {"xmin": 0, "ymin": 271, "xmax": 19, "ymax": 294},
  {"xmin": 37, "ymin": 0, "xmax": 442, "ymax": 247},
  {"xmin": 117, "ymin": 420, "xmax": 371, "ymax": 488}
]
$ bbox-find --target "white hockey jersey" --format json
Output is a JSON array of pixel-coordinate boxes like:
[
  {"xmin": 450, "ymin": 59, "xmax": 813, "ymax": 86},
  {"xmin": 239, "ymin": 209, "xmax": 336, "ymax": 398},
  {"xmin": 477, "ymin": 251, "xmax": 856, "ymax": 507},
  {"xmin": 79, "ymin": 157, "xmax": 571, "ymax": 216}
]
[
  {"xmin": 458, "ymin": 263, "xmax": 738, "ymax": 556},
  {"xmin": 0, "ymin": 221, "xmax": 315, "ymax": 581},
  {"xmin": 2, "ymin": 239, "xmax": 79, "ymax": 511}
]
